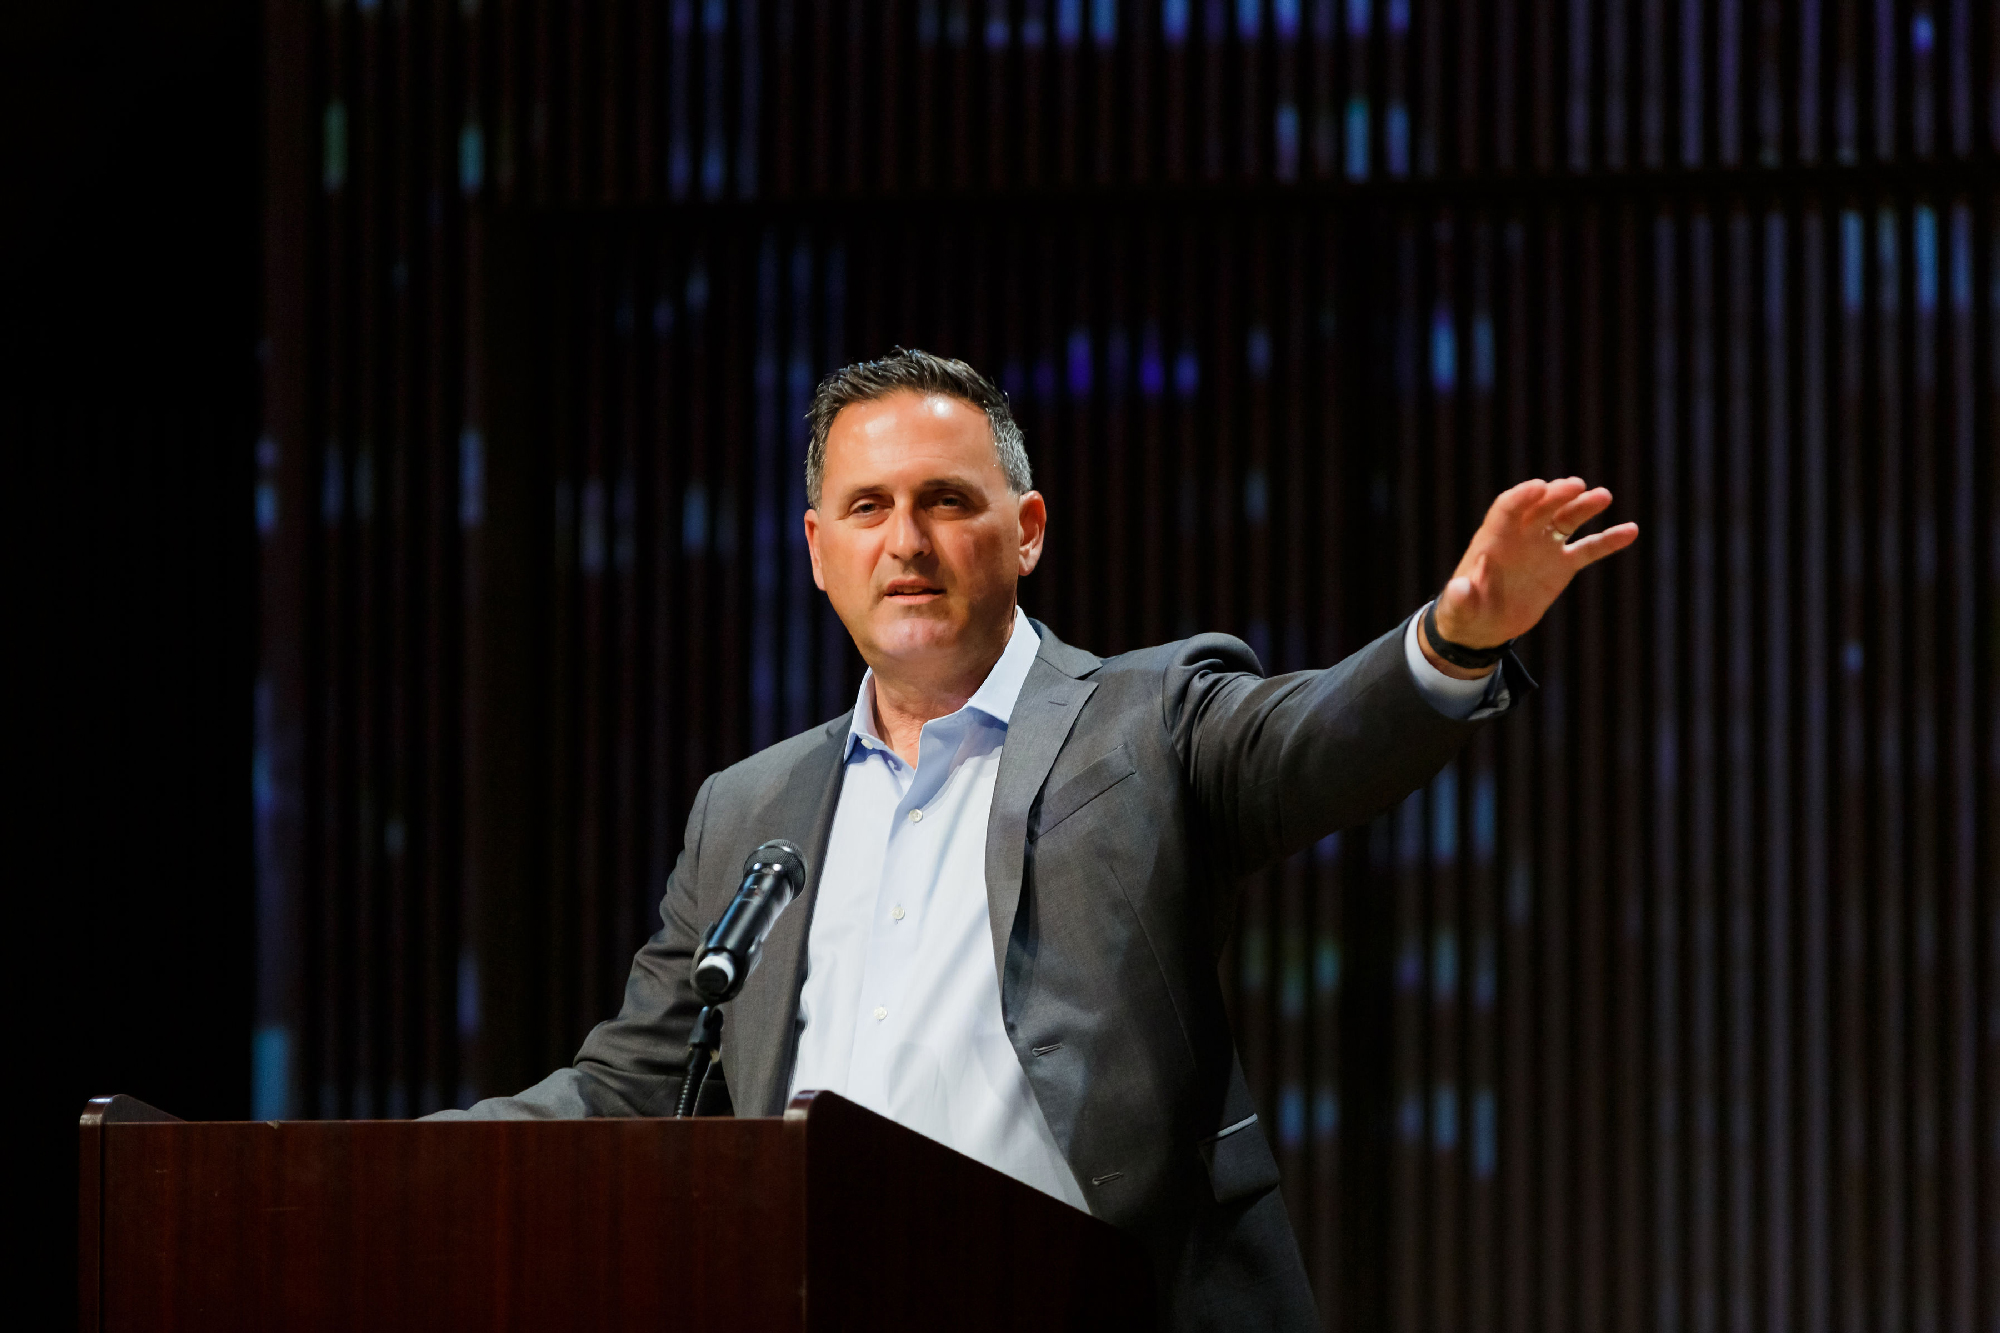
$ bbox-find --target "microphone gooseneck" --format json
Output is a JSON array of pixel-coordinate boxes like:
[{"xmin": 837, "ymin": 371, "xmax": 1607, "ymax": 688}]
[{"xmin": 678, "ymin": 839, "xmax": 809, "ymax": 1119}]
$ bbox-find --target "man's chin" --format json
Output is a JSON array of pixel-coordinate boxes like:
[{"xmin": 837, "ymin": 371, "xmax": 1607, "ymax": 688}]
[{"xmin": 869, "ymin": 611, "xmax": 967, "ymax": 660}]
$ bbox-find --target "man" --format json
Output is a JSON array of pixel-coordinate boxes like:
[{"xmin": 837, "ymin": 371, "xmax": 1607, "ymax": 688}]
[{"xmin": 433, "ymin": 350, "xmax": 1638, "ymax": 1328}]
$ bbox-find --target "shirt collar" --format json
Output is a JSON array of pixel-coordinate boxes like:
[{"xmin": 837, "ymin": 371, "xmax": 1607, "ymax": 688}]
[{"xmin": 846, "ymin": 606, "xmax": 1041, "ymax": 757}]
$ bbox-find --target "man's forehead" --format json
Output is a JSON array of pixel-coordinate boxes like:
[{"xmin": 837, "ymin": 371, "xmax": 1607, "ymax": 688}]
[
  {"xmin": 832, "ymin": 389, "xmax": 985, "ymax": 437},
  {"xmin": 824, "ymin": 394, "xmax": 1004, "ymax": 481}
]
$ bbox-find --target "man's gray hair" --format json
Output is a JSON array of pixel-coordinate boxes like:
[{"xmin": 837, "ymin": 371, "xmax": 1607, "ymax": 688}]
[{"xmin": 804, "ymin": 348, "xmax": 1032, "ymax": 509}]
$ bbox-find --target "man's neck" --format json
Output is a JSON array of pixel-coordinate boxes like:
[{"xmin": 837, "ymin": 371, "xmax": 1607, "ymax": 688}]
[{"xmin": 867, "ymin": 613, "xmax": 1017, "ymax": 767}]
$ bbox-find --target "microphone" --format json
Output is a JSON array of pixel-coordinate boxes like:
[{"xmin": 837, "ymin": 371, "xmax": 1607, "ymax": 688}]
[{"xmin": 692, "ymin": 839, "xmax": 808, "ymax": 1003}]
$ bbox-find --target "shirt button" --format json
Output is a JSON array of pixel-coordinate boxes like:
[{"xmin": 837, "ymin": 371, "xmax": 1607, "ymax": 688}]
[
  {"xmin": 872, "ymin": 1006, "xmax": 888, "ymax": 1022},
  {"xmin": 908, "ymin": 808, "xmax": 923, "ymax": 823},
  {"xmin": 891, "ymin": 904, "xmax": 905, "ymax": 921}
]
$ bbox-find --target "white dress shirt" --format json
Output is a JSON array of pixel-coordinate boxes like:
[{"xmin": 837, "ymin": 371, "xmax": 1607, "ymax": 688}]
[{"xmin": 788, "ymin": 605, "xmax": 1497, "ymax": 1211}]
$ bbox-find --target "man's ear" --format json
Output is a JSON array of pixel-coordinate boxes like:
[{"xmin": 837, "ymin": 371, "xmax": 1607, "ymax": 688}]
[
  {"xmin": 1015, "ymin": 490, "xmax": 1046, "ymax": 576},
  {"xmin": 803, "ymin": 508, "xmax": 827, "ymax": 591}
]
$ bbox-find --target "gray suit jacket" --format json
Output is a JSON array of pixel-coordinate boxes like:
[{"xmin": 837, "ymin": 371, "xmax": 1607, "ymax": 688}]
[{"xmin": 439, "ymin": 616, "xmax": 1502, "ymax": 1329}]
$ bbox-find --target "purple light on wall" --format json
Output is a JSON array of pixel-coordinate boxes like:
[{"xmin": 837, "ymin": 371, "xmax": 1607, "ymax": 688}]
[
  {"xmin": 1058, "ymin": 0, "xmax": 1083, "ymax": 45},
  {"xmin": 1274, "ymin": 103, "xmax": 1300, "ymax": 179},
  {"xmin": 1067, "ymin": 327, "xmax": 1095, "ymax": 395},
  {"xmin": 1093, "ymin": 0, "xmax": 1119, "ymax": 46}
]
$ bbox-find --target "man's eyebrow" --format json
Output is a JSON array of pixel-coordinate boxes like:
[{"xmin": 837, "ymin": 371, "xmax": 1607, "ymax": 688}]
[{"xmin": 834, "ymin": 474, "xmax": 989, "ymax": 500}]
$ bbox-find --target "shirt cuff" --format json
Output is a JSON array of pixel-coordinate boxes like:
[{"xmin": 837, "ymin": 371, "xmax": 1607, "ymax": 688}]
[{"xmin": 1403, "ymin": 603, "xmax": 1507, "ymax": 721}]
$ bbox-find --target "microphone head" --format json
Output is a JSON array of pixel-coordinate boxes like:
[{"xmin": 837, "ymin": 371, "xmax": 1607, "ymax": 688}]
[
  {"xmin": 694, "ymin": 840, "xmax": 810, "ymax": 1004},
  {"xmin": 743, "ymin": 838, "xmax": 808, "ymax": 891}
]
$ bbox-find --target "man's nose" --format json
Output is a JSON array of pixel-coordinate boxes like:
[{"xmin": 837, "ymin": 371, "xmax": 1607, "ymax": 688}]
[{"xmin": 884, "ymin": 502, "xmax": 930, "ymax": 560}]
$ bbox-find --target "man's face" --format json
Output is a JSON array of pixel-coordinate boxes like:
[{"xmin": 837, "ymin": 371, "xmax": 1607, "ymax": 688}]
[{"xmin": 804, "ymin": 391, "xmax": 1045, "ymax": 683}]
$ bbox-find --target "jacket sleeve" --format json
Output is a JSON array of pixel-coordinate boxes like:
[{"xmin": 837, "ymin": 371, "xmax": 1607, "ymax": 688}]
[
  {"xmin": 423, "ymin": 775, "xmax": 717, "ymax": 1120},
  {"xmin": 1165, "ymin": 616, "xmax": 1491, "ymax": 878}
]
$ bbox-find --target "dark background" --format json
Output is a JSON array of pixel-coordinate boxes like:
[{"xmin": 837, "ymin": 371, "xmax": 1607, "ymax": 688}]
[
  {"xmin": 8, "ymin": 0, "xmax": 258, "ymax": 1319},
  {"xmin": 19, "ymin": 3, "xmax": 1998, "ymax": 1330}
]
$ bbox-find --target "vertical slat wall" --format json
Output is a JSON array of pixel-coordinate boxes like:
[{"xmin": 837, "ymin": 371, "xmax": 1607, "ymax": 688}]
[{"xmin": 257, "ymin": 2, "xmax": 1998, "ymax": 1328}]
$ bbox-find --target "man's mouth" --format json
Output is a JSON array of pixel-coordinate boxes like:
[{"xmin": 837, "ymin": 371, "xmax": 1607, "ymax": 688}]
[{"xmin": 883, "ymin": 581, "xmax": 946, "ymax": 600}]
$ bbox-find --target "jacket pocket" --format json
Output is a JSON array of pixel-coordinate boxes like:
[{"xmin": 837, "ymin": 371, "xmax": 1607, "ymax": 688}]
[
  {"xmin": 1197, "ymin": 1112, "xmax": 1281, "ymax": 1204},
  {"xmin": 1034, "ymin": 745, "xmax": 1137, "ymax": 838}
]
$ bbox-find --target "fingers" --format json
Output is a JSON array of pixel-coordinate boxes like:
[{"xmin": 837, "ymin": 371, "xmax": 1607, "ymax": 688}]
[
  {"xmin": 1486, "ymin": 479, "xmax": 1548, "ymax": 525},
  {"xmin": 1524, "ymin": 476, "xmax": 1588, "ymax": 528},
  {"xmin": 1489, "ymin": 476, "xmax": 1594, "ymax": 532},
  {"xmin": 1550, "ymin": 487, "xmax": 1614, "ymax": 537},
  {"xmin": 1563, "ymin": 521, "xmax": 1641, "ymax": 567}
]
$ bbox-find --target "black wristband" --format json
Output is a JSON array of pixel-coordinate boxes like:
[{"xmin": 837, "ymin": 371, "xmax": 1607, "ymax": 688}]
[{"xmin": 1421, "ymin": 598, "xmax": 1514, "ymax": 670}]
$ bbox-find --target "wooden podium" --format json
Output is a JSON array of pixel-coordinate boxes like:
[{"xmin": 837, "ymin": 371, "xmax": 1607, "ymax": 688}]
[{"xmin": 79, "ymin": 1090, "xmax": 1154, "ymax": 1331}]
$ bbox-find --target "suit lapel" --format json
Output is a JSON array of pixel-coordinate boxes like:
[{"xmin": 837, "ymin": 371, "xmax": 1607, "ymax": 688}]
[
  {"xmin": 983, "ymin": 624, "xmax": 1101, "ymax": 985},
  {"xmin": 718, "ymin": 716, "xmax": 850, "ymax": 1116}
]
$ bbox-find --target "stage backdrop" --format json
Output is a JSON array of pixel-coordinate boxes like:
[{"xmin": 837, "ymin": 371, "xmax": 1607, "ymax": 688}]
[{"xmin": 257, "ymin": 3, "xmax": 1996, "ymax": 1328}]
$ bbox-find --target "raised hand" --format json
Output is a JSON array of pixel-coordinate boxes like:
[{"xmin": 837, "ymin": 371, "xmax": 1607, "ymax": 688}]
[{"xmin": 1425, "ymin": 477, "xmax": 1640, "ymax": 668}]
